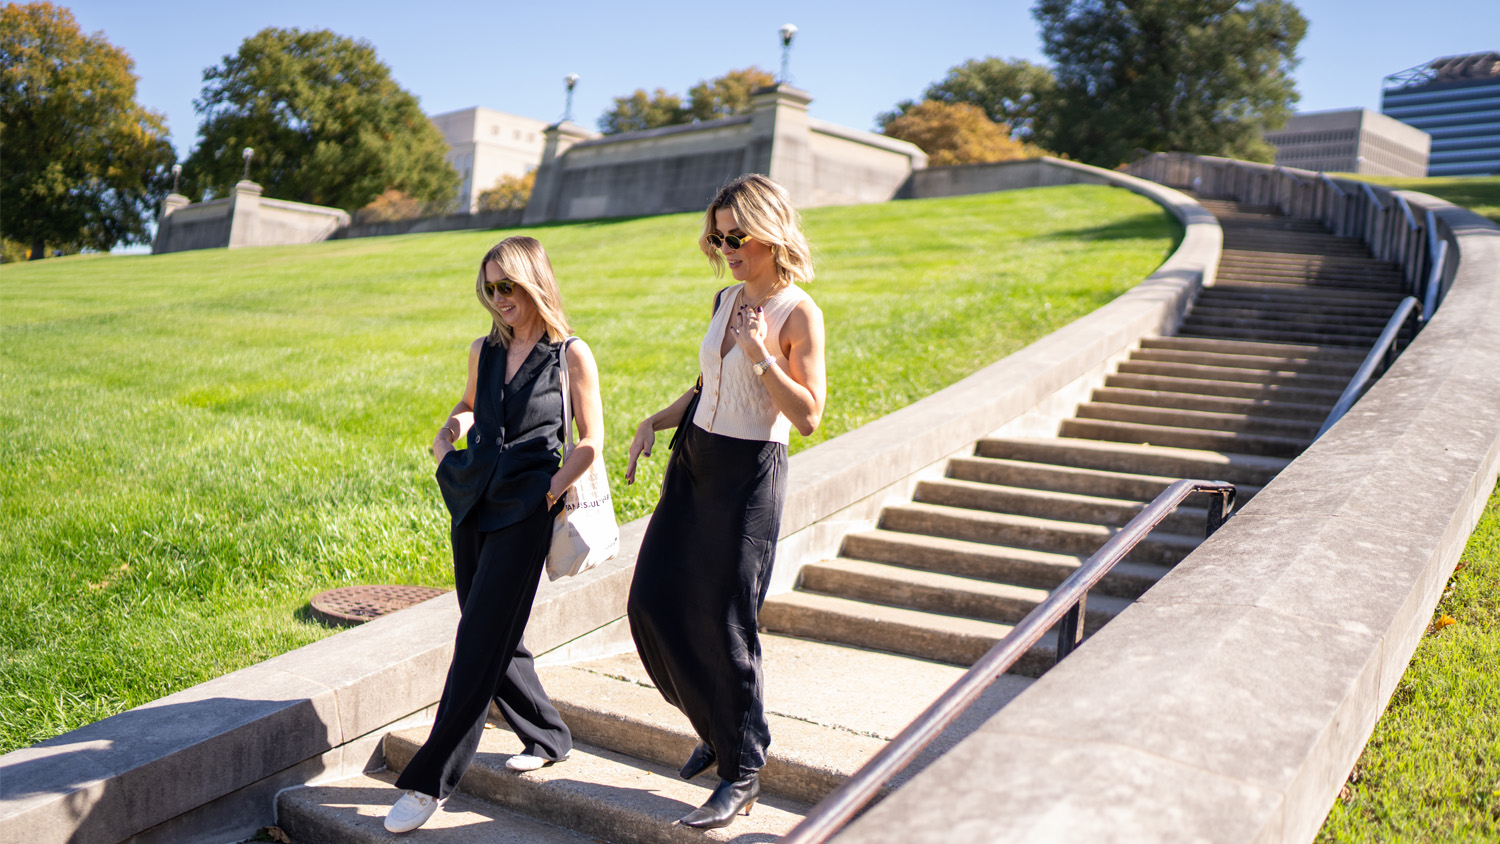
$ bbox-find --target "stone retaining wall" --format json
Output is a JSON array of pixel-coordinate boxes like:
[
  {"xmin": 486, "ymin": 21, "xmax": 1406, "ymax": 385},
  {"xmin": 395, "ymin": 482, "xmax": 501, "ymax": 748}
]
[{"xmin": 1, "ymin": 159, "xmax": 1218, "ymax": 844}]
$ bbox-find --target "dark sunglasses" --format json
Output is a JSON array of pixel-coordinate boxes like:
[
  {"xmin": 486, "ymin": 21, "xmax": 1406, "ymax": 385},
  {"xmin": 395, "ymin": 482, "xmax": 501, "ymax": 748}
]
[
  {"xmin": 484, "ymin": 280, "xmax": 516, "ymax": 297},
  {"xmin": 706, "ymin": 232, "xmax": 754, "ymax": 250}
]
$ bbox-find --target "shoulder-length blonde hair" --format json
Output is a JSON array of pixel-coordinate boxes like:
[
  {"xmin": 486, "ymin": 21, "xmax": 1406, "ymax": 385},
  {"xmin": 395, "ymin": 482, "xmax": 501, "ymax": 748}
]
[
  {"xmin": 475, "ymin": 236, "xmax": 571, "ymax": 347},
  {"xmin": 699, "ymin": 173, "xmax": 814, "ymax": 284}
]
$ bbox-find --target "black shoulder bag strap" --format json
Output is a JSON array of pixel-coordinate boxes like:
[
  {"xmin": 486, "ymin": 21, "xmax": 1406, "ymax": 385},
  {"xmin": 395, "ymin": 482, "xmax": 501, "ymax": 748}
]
[{"xmin": 668, "ymin": 286, "xmax": 730, "ymax": 451}]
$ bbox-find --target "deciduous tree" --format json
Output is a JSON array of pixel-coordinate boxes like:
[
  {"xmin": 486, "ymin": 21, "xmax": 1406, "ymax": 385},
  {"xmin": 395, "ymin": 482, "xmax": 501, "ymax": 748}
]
[
  {"xmin": 182, "ymin": 27, "xmax": 457, "ymax": 213},
  {"xmin": 1035, "ymin": 0, "xmax": 1306, "ymax": 166},
  {"xmin": 880, "ymin": 58, "xmax": 1057, "ymax": 142},
  {"xmin": 598, "ymin": 88, "xmax": 689, "ymax": 135},
  {"xmin": 476, "ymin": 172, "xmax": 535, "ymax": 211},
  {"xmin": 882, "ymin": 101, "xmax": 1042, "ymax": 167},
  {"xmin": 687, "ymin": 67, "xmax": 775, "ymax": 122},
  {"xmin": 0, "ymin": 2, "xmax": 176, "ymax": 259}
]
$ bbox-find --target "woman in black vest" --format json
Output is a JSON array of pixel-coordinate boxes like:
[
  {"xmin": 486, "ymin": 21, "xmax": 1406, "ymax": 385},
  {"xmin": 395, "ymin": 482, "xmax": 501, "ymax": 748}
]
[{"xmin": 385, "ymin": 236, "xmax": 604, "ymax": 834}]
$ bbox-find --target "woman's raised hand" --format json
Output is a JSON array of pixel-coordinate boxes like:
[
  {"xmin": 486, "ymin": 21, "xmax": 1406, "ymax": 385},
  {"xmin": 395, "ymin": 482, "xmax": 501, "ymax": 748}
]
[
  {"xmin": 624, "ymin": 418, "xmax": 656, "ymax": 485},
  {"xmin": 731, "ymin": 305, "xmax": 769, "ymax": 359}
]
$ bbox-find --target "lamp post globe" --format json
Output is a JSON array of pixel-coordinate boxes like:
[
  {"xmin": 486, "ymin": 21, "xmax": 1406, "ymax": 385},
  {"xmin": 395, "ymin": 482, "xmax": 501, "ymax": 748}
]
[
  {"xmin": 171, "ymin": 163, "xmax": 182, "ymax": 194},
  {"xmin": 241, "ymin": 147, "xmax": 254, "ymax": 182}
]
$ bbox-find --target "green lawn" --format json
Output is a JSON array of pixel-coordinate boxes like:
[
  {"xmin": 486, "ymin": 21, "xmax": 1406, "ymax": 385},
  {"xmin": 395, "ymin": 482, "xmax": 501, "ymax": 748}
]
[
  {"xmin": 0, "ymin": 184, "xmax": 1178, "ymax": 753},
  {"xmin": 1317, "ymin": 478, "xmax": 1500, "ymax": 842},
  {"xmin": 1338, "ymin": 174, "xmax": 1500, "ymax": 225}
]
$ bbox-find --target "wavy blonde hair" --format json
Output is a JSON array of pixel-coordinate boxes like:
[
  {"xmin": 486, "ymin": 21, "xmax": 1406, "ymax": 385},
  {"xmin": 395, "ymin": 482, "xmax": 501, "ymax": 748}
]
[
  {"xmin": 475, "ymin": 236, "xmax": 571, "ymax": 347},
  {"xmin": 699, "ymin": 173, "xmax": 814, "ymax": 284}
]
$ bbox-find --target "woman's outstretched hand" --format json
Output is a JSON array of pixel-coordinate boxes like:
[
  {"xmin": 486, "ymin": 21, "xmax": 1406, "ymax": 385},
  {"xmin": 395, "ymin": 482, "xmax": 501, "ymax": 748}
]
[{"xmin": 625, "ymin": 418, "xmax": 656, "ymax": 485}]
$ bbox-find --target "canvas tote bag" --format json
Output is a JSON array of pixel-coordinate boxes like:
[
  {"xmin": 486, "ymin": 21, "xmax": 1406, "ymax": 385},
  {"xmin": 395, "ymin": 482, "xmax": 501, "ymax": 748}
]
[{"xmin": 546, "ymin": 338, "xmax": 619, "ymax": 579}]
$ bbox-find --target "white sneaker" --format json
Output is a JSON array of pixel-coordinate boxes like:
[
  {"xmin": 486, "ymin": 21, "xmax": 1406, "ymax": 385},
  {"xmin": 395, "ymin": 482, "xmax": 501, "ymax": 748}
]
[
  {"xmin": 384, "ymin": 790, "xmax": 441, "ymax": 833},
  {"xmin": 505, "ymin": 753, "xmax": 561, "ymax": 772}
]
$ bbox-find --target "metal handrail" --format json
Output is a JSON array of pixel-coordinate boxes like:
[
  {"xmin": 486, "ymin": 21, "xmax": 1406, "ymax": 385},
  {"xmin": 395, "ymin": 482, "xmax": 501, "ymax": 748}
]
[
  {"xmin": 1319, "ymin": 173, "xmax": 1347, "ymax": 198},
  {"xmin": 1316, "ymin": 296, "xmax": 1421, "ymax": 439},
  {"xmin": 779, "ymin": 478, "xmax": 1238, "ymax": 844},
  {"xmin": 1360, "ymin": 182, "xmax": 1385, "ymax": 209},
  {"xmin": 1422, "ymin": 240, "xmax": 1448, "ymax": 324},
  {"xmin": 1395, "ymin": 194, "xmax": 1419, "ymax": 230}
]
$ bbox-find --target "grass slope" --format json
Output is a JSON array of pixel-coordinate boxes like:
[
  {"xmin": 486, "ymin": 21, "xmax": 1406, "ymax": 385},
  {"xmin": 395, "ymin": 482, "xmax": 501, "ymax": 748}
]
[
  {"xmin": 1338, "ymin": 174, "xmax": 1500, "ymax": 225},
  {"xmin": 1317, "ymin": 479, "xmax": 1500, "ymax": 841},
  {"xmin": 0, "ymin": 185, "xmax": 1176, "ymax": 752}
]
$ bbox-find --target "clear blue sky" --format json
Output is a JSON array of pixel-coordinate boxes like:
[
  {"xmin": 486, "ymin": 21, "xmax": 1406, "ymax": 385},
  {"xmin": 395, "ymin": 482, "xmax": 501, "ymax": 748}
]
[{"xmin": 62, "ymin": 0, "xmax": 1500, "ymax": 161}]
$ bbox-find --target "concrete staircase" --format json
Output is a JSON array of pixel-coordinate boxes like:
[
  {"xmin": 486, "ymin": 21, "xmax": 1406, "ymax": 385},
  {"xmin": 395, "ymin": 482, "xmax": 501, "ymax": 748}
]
[{"xmin": 274, "ymin": 199, "xmax": 1405, "ymax": 843}]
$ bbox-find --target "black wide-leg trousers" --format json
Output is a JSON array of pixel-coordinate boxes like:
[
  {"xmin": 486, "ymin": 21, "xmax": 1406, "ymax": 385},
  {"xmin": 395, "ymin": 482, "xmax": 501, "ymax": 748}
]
[
  {"xmin": 395, "ymin": 504, "xmax": 571, "ymax": 800},
  {"xmin": 627, "ymin": 423, "xmax": 787, "ymax": 782}
]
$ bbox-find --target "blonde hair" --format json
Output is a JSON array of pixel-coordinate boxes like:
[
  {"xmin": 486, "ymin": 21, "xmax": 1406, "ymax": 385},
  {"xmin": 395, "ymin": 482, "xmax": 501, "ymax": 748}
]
[
  {"xmin": 700, "ymin": 173, "xmax": 814, "ymax": 284},
  {"xmin": 474, "ymin": 236, "xmax": 571, "ymax": 347}
]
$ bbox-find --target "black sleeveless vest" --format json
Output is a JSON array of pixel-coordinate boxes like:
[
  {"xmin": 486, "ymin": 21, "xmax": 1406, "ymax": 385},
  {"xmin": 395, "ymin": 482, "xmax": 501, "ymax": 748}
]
[{"xmin": 435, "ymin": 337, "xmax": 564, "ymax": 531}]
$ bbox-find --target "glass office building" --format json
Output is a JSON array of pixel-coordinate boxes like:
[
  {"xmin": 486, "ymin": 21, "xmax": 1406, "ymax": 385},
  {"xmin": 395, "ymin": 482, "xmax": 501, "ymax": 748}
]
[{"xmin": 1381, "ymin": 52, "xmax": 1500, "ymax": 177}]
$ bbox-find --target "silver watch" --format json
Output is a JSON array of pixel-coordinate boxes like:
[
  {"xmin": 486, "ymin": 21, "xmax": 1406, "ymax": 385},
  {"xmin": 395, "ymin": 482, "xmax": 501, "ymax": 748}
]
[{"xmin": 752, "ymin": 357, "xmax": 776, "ymax": 376}]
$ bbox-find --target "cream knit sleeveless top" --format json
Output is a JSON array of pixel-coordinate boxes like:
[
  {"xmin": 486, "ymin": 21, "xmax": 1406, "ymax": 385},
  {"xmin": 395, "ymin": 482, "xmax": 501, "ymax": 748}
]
[{"xmin": 692, "ymin": 282, "xmax": 812, "ymax": 444}]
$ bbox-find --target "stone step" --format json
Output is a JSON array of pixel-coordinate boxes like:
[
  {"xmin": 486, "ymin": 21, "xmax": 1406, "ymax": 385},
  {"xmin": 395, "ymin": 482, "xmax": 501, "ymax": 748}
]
[
  {"xmin": 531, "ymin": 635, "xmax": 1034, "ymax": 806},
  {"xmin": 879, "ymin": 501, "xmax": 1200, "ymax": 565},
  {"xmin": 914, "ymin": 477, "xmax": 1212, "ymax": 535},
  {"xmin": 1115, "ymin": 359, "xmax": 1352, "ymax": 389},
  {"xmin": 799, "ymin": 557, "xmax": 1133, "ymax": 631},
  {"xmin": 1221, "ymin": 237, "xmax": 1371, "ymax": 257},
  {"xmin": 840, "ymin": 528, "xmax": 1171, "ymax": 600},
  {"xmin": 1219, "ymin": 249, "xmax": 1394, "ymax": 269},
  {"xmin": 1189, "ymin": 294, "xmax": 1399, "ymax": 320},
  {"xmin": 1139, "ymin": 335, "xmax": 1367, "ymax": 362},
  {"xmin": 1076, "ymin": 401, "xmax": 1323, "ymax": 439},
  {"xmin": 1127, "ymin": 347, "xmax": 1362, "ymax": 376},
  {"xmin": 1090, "ymin": 386, "xmax": 1331, "ymax": 422},
  {"xmin": 1059, "ymin": 417, "xmax": 1311, "ymax": 459},
  {"xmin": 1215, "ymin": 265, "xmax": 1405, "ymax": 286},
  {"xmin": 976, "ymin": 436, "xmax": 1290, "ymax": 486},
  {"xmin": 1207, "ymin": 280, "xmax": 1409, "ymax": 304},
  {"xmin": 277, "ymin": 770, "xmax": 598, "ymax": 844},
  {"xmin": 1182, "ymin": 312, "xmax": 1385, "ymax": 338},
  {"xmin": 1105, "ymin": 371, "xmax": 1342, "ymax": 404},
  {"xmin": 381, "ymin": 727, "xmax": 811, "ymax": 844},
  {"xmin": 1187, "ymin": 305, "xmax": 1393, "ymax": 330},
  {"xmin": 758, "ymin": 591, "xmax": 1056, "ymax": 674},
  {"xmin": 1178, "ymin": 324, "xmax": 1377, "ymax": 348},
  {"xmin": 946, "ymin": 454, "xmax": 1265, "ymax": 502}
]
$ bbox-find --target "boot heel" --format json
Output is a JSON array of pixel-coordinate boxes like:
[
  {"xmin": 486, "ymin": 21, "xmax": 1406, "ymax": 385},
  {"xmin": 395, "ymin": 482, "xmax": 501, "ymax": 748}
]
[{"xmin": 742, "ymin": 798, "xmax": 758, "ymax": 817}]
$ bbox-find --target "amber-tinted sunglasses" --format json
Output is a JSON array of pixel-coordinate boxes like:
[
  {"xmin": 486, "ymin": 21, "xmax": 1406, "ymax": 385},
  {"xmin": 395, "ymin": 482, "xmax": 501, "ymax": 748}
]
[{"xmin": 706, "ymin": 232, "xmax": 754, "ymax": 250}]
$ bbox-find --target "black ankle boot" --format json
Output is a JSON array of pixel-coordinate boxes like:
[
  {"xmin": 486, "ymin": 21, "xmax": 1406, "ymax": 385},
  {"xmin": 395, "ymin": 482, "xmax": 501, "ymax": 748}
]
[
  {"xmin": 679, "ymin": 743, "xmax": 716, "ymax": 780},
  {"xmin": 678, "ymin": 773, "xmax": 760, "ymax": 830}
]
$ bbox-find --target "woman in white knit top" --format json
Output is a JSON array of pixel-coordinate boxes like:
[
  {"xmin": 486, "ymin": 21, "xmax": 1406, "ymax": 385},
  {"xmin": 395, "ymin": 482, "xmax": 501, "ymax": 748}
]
[{"xmin": 624, "ymin": 174, "xmax": 826, "ymax": 830}]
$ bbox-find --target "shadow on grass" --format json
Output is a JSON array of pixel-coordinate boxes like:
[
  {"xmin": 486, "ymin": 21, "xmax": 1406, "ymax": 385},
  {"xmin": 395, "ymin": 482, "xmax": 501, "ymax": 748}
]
[{"xmin": 1037, "ymin": 212, "xmax": 1184, "ymax": 249}]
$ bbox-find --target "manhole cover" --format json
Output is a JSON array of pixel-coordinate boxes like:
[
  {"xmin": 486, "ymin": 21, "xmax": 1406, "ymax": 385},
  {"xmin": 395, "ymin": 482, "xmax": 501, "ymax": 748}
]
[{"xmin": 308, "ymin": 585, "xmax": 448, "ymax": 627}]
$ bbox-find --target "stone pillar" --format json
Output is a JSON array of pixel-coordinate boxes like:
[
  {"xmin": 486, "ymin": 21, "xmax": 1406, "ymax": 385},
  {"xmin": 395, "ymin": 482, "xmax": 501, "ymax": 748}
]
[
  {"xmin": 227, "ymin": 180, "xmax": 263, "ymax": 249},
  {"xmin": 151, "ymin": 194, "xmax": 192, "ymax": 254},
  {"xmin": 523, "ymin": 121, "xmax": 598, "ymax": 225},
  {"xmin": 746, "ymin": 84, "xmax": 815, "ymax": 207}
]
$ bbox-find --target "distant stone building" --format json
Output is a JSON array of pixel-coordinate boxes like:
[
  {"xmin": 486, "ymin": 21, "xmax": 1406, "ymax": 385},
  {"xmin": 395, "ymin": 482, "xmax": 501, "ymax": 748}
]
[
  {"xmin": 429, "ymin": 107, "xmax": 549, "ymax": 212},
  {"xmin": 1263, "ymin": 109, "xmax": 1430, "ymax": 177},
  {"xmin": 1381, "ymin": 51, "xmax": 1500, "ymax": 177},
  {"xmin": 524, "ymin": 85, "xmax": 927, "ymax": 224}
]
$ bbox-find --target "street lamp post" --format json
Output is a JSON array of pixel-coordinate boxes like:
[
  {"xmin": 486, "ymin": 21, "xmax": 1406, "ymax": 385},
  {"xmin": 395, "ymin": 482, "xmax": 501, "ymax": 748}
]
[
  {"xmin": 564, "ymin": 73, "xmax": 579, "ymax": 123},
  {"xmin": 171, "ymin": 163, "xmax": 182, "ymax": 194},
  {"xmin": 779, "ymin": 24, "xmax": 797, "ymax": 84},
  {"xmin": 241, "ymin": 147, "xmax": 253, "ymax": 182}
]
